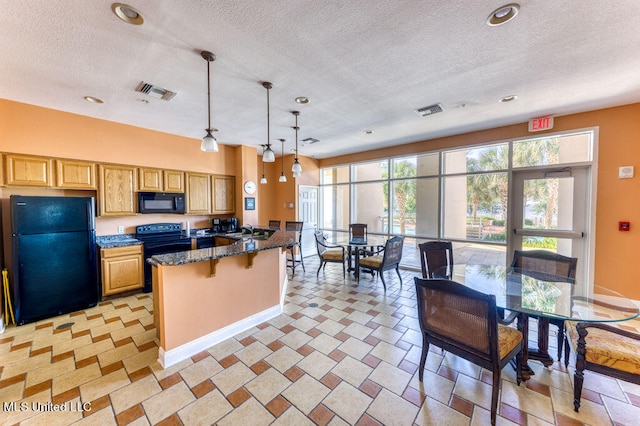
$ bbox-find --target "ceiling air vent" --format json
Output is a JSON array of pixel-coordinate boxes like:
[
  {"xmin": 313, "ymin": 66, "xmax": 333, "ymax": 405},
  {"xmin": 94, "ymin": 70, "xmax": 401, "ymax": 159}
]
[
  {"xmin": 302, "ymin": 137, "xmax": 320, "ymax": 144},
  {"xmin": 415, "ymin": 103, "xmax": 445, "ymax": 117},
  {"xmin": 135, "ymin": 81, "xmax": 177, "ymax": 101}
]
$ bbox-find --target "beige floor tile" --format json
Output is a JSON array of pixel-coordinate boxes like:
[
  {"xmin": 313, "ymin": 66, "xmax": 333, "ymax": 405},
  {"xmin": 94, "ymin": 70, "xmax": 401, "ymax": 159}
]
[
  {"xmin": 52, "ymin": 334, "xmax": 92, "ymax": 356},
  {"xmin": 571, "ymin": 367, "xmax": 627, "ymax": 401},
  {"xmin": 122, "ymin": 347, "xmax": 158, "ymax": 374},
  {"xmin": 0, "ymin": 347, "xmax": 31, "ymax": 369},
  {"xmin": 549, "ymin": 387, "xmax": 612, "ymax": 426},
  {"xmin": 235, "ymin": 341, "xmax": 272, "ymax": 366},
  {"xmin": 337, "ymin": 337, "xmax": 374, "ymax": 361},
  {"xmin": 315, "ymin": 318, "xmax": 346, "ymax": 336},
  {"xmin": 0, "ymin": 389, "xmax": 51, "ymax": 425},
  {"xmin": 307, "ymin": 333, "xmax": 342, "ymax": 355},
  {"xmin": 369, "ymin": 340, "xmax": 406, "ymax": 366},
  {"xmin": 245, "ymin": 368, "xmax": 292, "ymax": 404},
  {"xmin": 341, "ymin": 322, "xmax": 373, "ymax": 340},
  {"xmin": 178, "ymin": 389, "xmax": 233, "ymax": 425},
  {"xmin": 142, "ymin": 381, "xmax": 195, "ymax": 424},
  {"xmin": 452, "ymin": 373, "xmax": 492, "ymax": 412},
  {"xmin": 25, "ymin": 357, "xmax": 75, "ymax": 387},
  {"xmin": 442, "ymin": 352, "xmax": 481, "ymax": 379},
  {"xmin": 322, "ymin": 381, "xmax": 373, "ymax": 425},
  {"xmin": 345, "ymin": 310, "xmax": 374, "ymax": 325},
  {"xmin": 30, "ymin": 329, "xmax": 71, "ymax": 351},
  {"xmin": 151, "ymin": 357, "xmax": 193, "ymax": 381},
  {"xmin": 90, "ymin": 319, "xmax": 124, "ymax": 338},
  {"xmin": 367, "ymin": 388, "xmax": 420, "ymax": 425},
  {"xmin": 252, "ymin": 325, "xmax": 285, "ymax": 345},
  {"xmin": 20, "ymin": 397, "xmax": 84, "ymax": 426},
  {"xmin": 267, "ymin": 314, "xmax": 294, "ymax": 329},
  {"xmin": 282, "ymin": 374, "xmax": 331, "ymax": 415},
  {"xmin": 371, "ymin": 312, "xmax": 401, "ymax": 328},
  {"xmin": 210, "ymin": 360, "xmax": 256, "ymax": 396},
  {"xmin": 97, "ymin": 342, "xmax": 138, "ymax": 367},
  {"xmin": 70, "ymin": 317, "xmax": 106, "ymax": 334},
  {"xmin": 217, "ymin": 397, "xmax": 275, "ymax": 426},
  {"xmin": 179, "ymin": 356, "xmax": 223, "ymax": 388},
  {"xmin": 401, "ymin": 328, "xmax": 423, "ymax": 346},
  {"xmin": 279, "ymin": 329, "xmax": 313, "ymax": 350},
  {"xmin": 265, "ymin": 346, "xmax": 304, "ymax": 373},
  {"xmin": 119, "ymin": 308, "xmax": 151, "ymax": 324},
  {"xmin": 414, "ymin": 395, "xmax": 470, "ymax": 426},
  {"xmin": 370, "ymin": 325, "xmax": 403, "ymax": 345},
  {"xmin": 74, "ymin": 338, "xmax": 114, "ymax": 362},
  {"xmin": 322, "ymin": 307, "xmax": 350, "ymax": 322},
  {"xmin": 0, "ymin": 381, "xmax": 26, "ymax": 403},
  {"xmin": 79, "ymin": 367, "xmax": 130, "ymax": 402},
  {"xmin": 271, "ymin": 406, "xmax": 315, "ymax": 425},
  {"xmin": 109, "ymin": 374, "xmax": 162, "ymax": 414},
  {"xmin": 110, "ymin": 323, "xmax": 145, "ymax": 342},
  {"xmin": 73, "ymin": 406, "xmax": 117, "ymax": 425},
  {"xmin": 331, "ymin": 355, "xmax": 372, "ymax": 387},
  {"xmin": 409, "ymin": 368, "xmax": 455, "ymax": 405},
  {"xmin": 369, "ymin": 361, "xmax": 411, "ymax": 396},
  {"xmin": 501, "ymin": 379, "xmax": 554, "ymax": 423},
  {"xmin": 291, "ymin": 316, "xmax": 320, "ymax": 332},
  {"xmin": 52, "ymin": 363, "xmax": 102, "ymax": 396},
  {"xmin": 130, "ymin": 328, "xmax": 157, "ymax": 347},
  {"xmin": 603, "ymin": 394, "xmax": 640, "ymax": 425},
  {"xmin": 2, "ymin": 352, "xmax": 51, "ymax": 380},
  {"xmin": 234, "ymin": 326, "xmax": 260, "ymax": 341},
  {"xmin": 208, "ymin": 337, "xmax": 244, "ymax": 361},
  {"xmin": 297, "ymin": 350, "xmax": 336, "ymax": 380}
]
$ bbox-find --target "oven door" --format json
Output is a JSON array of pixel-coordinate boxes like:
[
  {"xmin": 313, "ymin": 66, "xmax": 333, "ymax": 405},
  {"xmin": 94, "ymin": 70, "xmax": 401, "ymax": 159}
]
[{"xmin": 142, "ymin": 239, "xmax": 192, "ymax": 292}]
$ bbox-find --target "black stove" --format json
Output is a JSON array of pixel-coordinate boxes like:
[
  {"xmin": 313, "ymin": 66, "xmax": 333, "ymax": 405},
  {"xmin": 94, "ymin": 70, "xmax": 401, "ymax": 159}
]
[{"xmin": 136, "ymin": 223, "xmax": 192, "ymax": 292}]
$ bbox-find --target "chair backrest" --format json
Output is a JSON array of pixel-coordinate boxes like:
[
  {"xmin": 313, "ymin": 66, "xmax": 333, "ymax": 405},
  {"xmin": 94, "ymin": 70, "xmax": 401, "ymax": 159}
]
[
  {"xmin": 418, "ymin": 241, "xmax": 454, "ymax": 278},
  {"xmin": 414, "ymin": 277, "xmax": 498, "ymax": 358},
  {"xmin": 268, "ymin": 220, "xmax": 281, "ymax": 229},
  {"xmin": 285, "ymin": 221, "xmax": 304, "ymax": 243},
  {"xmin": 511, "ymin": 249, "xmax": 577, "ymax": 280},
  {"xmin": 349, "ymin": 223, "xmax": 367, "ymax": 242},
  {"xmin": 314, "ymin": 230, "xmax": 326, "ymax": 255},
  {"xmin": 381, "ymin": 236, "xmax": 404, "ymax": 268}
]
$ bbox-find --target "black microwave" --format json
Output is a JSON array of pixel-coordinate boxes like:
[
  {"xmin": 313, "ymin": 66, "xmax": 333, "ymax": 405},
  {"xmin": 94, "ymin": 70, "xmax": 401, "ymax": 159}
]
[{"xmin": 138, "ymin": 192, "xmax": 186, "ymax": 214}]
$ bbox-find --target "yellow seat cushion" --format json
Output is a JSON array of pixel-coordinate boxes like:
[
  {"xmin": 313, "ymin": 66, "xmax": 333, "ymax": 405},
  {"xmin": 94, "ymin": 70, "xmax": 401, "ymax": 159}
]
[
  {"xmin": 498, "ymin": 325, "xmax": 523, "ymax": 359},
  {"xmin": 359, "ymin": 255, "xmax": 383, "ymax": 268},
  {"xmin": 321, "ymin": 249, "xmax": 345, "ymax": 261},
  {"xmin": 566, "ymin": 322, "xmax": 640, "ymax": 375}
]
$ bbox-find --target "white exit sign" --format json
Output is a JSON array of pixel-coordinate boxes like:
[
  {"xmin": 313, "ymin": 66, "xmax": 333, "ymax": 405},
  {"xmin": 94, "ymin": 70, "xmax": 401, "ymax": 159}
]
[{"xmin": 528, "ymin": 116, "xmax": 554, "ymax": 132}]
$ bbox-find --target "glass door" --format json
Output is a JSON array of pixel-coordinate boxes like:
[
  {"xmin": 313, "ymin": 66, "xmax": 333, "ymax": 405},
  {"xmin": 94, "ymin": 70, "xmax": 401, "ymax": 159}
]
[{"xmin": 510, "ymin": 167, "xmax": 591, "ymax": 294}]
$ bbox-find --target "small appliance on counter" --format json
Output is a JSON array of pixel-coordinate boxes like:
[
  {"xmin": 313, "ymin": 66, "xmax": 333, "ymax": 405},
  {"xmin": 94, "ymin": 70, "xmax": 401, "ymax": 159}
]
[
  {"xmin": 220, "ymin": 218, "xmax": 238, "ymax": 233},
  {"xmin": 211, "ymin": 218, "xmax": 221, "ymax": 233}
]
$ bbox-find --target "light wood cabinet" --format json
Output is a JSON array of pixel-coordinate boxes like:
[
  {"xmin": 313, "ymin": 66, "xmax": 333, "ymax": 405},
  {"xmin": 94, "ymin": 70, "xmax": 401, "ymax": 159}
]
[
  {"xmin": 138, "ymin": 167, "xmax": 163, "ymax": 191},
  {"xmin": 186, "ymin": 172, "xmax": 211, "ymax": 214},
  {"xmin": 5, "ymin": 154, "xmax": 52, "ymax": 187},
  {"xmin": 98, "ymin": 164, "xmax": 137, "ymax": 216},
  {"xmin": 212, "ymin": 175, "xmax": 235, "ymax": 214},
  {"xmin": 55, "ymin": 159, "xmax": 96, "ymax": 189},
  {"xmin": 163, "ymin": 170, "xmax": 184, "ymax": 192},
  {"xmin": 101, "ymin": 245, "xmax": 144, "ymax": 296}
]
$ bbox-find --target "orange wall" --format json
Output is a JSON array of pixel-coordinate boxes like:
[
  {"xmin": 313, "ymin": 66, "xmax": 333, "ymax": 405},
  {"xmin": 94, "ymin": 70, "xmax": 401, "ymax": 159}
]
[{"xmin": 320, "ymin": 103, "xmax": 640, "ymax": 300}]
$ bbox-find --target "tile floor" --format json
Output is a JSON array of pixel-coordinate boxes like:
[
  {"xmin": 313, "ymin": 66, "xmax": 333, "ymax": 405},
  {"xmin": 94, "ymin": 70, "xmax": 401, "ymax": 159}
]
[{"xmin": 1, "ymin": 256, "xmax": 640, "ymax": 425}]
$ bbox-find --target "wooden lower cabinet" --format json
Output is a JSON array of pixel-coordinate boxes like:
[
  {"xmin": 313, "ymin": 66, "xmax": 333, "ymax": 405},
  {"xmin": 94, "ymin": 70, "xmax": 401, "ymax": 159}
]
[
  {"xmin": 101, "ymin": 245, "xmax": 144, "ymax": 296},
  {"xmin": 214, "ymin": 236, "xmax": 234, "ymax": 246}
]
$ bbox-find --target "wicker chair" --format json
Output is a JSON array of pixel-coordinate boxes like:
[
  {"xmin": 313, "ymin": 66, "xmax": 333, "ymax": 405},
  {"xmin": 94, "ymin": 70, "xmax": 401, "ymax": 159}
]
[
  {"xmin": 357, "ymin": 236, "xmax": 404, "ymax": 290},
  {"xmin": 418, "ymin": 241, "xmax": 454, "ymax": 278},
  {"xmin": 349, "ymin": 223, "xmax": 367, "ymax": 244},
  {"xmin": 414, "ymin": 277, "xmax": 523, "ymax": 425},
  {"xmin": 511, "ymin": 249, "xmax": 577, "ymax": 362},
  {"xmin": 566, "ymin": 321, "xmax": 640, "ymax": 412},
  {"xmin": 285, "ymin": 221, "xmax": 305, "ymax": 277},
  {"xmin": 268, "ymin": 220, "xmax": 281, "ymax": 229},
  {"xmin": 314, "ymin": 231, "xmax": 347, "ymax": 278}
]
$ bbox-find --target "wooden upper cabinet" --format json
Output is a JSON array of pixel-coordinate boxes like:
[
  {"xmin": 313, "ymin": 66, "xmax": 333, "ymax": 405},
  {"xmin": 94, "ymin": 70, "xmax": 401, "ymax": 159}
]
[
  {"xmin": 138, "ymin": 168, "xmax": 163, "ymax": 192},
  {"xmin": 212, "ymin": 175, "xmax": 235, "ymax": 214},
  {"xmin": 98, "ymin": 164, "xmax": 137, "ymax": 216},
  {"xmin": 55, "ymin": 159, "xmax": 96, "ymax": 189},
  {"xmin": 5, "ymin": 154, "xmax": 52, "ymax": 187},
  {"xmin": 163, "ymin": 170, "xmax": 184, "ymax": 192},
  {"xmin": 185, "ymin": 172, "xmax": 211, "ymax": 214}
]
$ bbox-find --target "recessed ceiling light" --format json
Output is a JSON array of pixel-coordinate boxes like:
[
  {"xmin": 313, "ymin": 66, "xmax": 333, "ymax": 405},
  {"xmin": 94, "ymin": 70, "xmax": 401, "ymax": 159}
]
[
  {"xmin": 363, "ymin": 130, "xmax": 374, "ymax": 135},
  {"xmin": 111, "ymin": 3, "xmax": 144, "ymax": 25},
  {"xmin": 499, "ymin": 95, "xmax": 518, "ymax": 103},
  {"xmin": 487, "ymin": 3, "xmax": 519, "ymax": 26},
  {"xmin": 295, "ymin": 97, "xmax": 310, "ymax": 104},
  {"xmin": 84, "ymin": 96, "xmax": 104, "ymax": 104}
]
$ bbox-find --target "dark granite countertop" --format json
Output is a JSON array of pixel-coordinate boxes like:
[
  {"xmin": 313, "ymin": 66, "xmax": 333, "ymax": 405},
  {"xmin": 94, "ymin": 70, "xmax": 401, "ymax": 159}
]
[
  {"xmin": 96, "ymin": 234, "xmax": 142, "ymax": 249},
  {"xmin": 147, "ymin": 230, "xmax": 297, "ymax": 267}
]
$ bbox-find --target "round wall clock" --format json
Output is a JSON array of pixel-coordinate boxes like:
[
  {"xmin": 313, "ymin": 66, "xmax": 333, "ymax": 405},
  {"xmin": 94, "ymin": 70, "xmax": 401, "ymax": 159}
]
[{"xmin": 243, "ymin": 180, "xmax": 257, "ymax": 194}]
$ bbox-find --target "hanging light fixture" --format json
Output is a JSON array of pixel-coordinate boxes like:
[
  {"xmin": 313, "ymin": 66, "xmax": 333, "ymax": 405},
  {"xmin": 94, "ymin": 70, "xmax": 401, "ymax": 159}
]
[
  {"xmin": 260, "ymin": 145, "xmax": 268, "ymax": 184},
  {"xmin": 291, "ymin": 110, "xmax": 302, "ymax": 178},
  {"xmin": 200, "ymin": 51, "xmax": 219, "ymax": 152},
  {"xmin": 262, "ymin": 82, "xmax": 276, "ymax": 162},
  {"xmin": 278, "ymin": 139, "xmax": 287, "ymax": 182}
]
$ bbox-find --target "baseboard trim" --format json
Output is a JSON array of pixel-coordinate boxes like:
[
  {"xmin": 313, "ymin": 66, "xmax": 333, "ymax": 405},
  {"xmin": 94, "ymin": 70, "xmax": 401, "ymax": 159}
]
[
  {"xmin": 158, "ymin": 304, "xmax": 282, "ymax": 368},
  {"xmin": 0, "ymin": 316, "xmax": 5, "ymax": 334}
]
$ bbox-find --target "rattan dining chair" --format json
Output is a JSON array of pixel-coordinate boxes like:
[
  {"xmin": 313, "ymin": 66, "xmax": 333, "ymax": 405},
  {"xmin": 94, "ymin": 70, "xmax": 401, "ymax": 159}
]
[
  {"xmin": 268, "ymin": 219, "xmax": 281, "ymax": 229},
  {"xmin": 348, "ymin": 223, "xmax": 367, "ymax": 244},
  {"xmin": 285, "ymin": 221, "xmax": 305, "ymax": 277},
  {"xmin": 511, "ymin": 249, "xmax": 577, "ymax": 362},
  {"xmin": 357, "ymin": 236, "xmax": 404, "ymax": 290},
  {"xmin": 418, "ymin": 241, "xmax": 454, "ymax": 278},
  {"xmin": 414, "ymin": 277, "xmax": 523, "ymax": 425},
  {"xmin": 314, "ymin": 231, "xmax": 348, "ymax": 278}
]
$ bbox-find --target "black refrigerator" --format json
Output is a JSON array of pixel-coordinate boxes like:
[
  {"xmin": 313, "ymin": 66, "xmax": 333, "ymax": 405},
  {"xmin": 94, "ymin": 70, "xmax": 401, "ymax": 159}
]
[{"xmin": 11, "ymin": 195, "xmax": 98, "ymax": 325}]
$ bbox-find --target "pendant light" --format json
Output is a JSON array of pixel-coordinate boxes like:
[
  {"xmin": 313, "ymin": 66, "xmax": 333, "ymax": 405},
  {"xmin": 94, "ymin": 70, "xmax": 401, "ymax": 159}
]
[
  {"xmin": 260, "ymin": 145, "xmax": 268, "ymax": 184},
  {"xmin": 262, "ymin": 82, "xmax": 276, "ymax": 162},
  {"xmin": 200, "ymin": 51, "xmax": 219, "ymax": 152},
  {"xmin": 278, "ymin": 139, "xmax": 287, "ymax": 182},
  {"xmin": 291, "ymin": 110, "xmax": 302, "ymax": 178}
]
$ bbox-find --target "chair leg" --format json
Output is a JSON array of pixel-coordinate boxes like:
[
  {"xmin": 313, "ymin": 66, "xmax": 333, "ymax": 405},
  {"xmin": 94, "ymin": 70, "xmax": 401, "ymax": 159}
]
[
  {"xmin": 491, "ymin": 370, "xmax": 500, "ymax": 425},
  {"xmin": 316, "ymin": 261, "xmax": 323, "ymax": 277},
  {"xmin": 564, "ymin": 335, "xmax": 571, "ymax": 368},
  {"xmin": 379, "ymin": 270, "xmax": 387, "ymax": 291},
  {"xmin": 556, "ymin": 322, "xmax": 565, "ymax": 361},
  {"xmin": 342, "ymin": 261, "xmax": 345, "ymax": 278},
  {"xmin": 418, "ymin": 336, "xmax": 429, "ymax": 381},
  {"xmin": 395, "ymin": 266, "xmax": 402, "ymax": 287}
]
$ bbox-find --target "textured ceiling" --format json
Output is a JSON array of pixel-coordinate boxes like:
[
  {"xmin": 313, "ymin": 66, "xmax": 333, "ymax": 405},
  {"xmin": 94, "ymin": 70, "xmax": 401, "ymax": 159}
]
[{"xmin": 2, "ymin": 1, "xmax": 640, "ymax": 159}]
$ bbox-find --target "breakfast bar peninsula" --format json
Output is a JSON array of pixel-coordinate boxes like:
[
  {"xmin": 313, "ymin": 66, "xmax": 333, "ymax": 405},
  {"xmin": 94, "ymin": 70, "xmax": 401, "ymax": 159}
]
[{"xmin": 148, "ymin": 230, "xmax": 296, "ymax": 368}]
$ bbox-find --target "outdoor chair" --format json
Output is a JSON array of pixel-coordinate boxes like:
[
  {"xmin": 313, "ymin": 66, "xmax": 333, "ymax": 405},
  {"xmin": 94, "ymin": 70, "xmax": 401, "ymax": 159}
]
[
  {"xmin": 414, "ymin": 277, "xmax": 523, "ymax": 425},
  {"xmin": 357, "ymin": 236, "xmax": 404, "ymax": 290},
  {"xmin": 268, "ymin": 220, "xmax": 281, "ymax": 229},
  {"xmin": 418, "ymin": 241, "xmax": 454, "ymax": 278},
  {"xmin": 314, "ymin": 231, "xmax": 348, "ymax": 278}
]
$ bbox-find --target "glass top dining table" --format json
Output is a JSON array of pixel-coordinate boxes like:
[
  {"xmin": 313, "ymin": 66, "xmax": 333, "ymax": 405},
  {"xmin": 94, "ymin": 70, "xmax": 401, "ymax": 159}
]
[
  {"xmin": 327, "ymin": 235, "xmax": 389, "ymax": 278},
  {"xmin": 432, "ymin": 263, "xmax": 640, "ymax": 379}
]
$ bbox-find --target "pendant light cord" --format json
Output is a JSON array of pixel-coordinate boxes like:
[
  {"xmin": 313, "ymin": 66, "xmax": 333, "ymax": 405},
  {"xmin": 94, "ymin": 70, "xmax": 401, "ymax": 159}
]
[{"xmin": 206, "ymin": 59, "xmax": 211, "ymax": 131}]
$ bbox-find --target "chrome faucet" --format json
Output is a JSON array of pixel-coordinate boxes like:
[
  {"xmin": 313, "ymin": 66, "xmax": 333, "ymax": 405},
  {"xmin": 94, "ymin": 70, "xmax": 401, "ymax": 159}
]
[{"xmin": 241, "ymin": 224, "xmax": 253, "ymax": 235}]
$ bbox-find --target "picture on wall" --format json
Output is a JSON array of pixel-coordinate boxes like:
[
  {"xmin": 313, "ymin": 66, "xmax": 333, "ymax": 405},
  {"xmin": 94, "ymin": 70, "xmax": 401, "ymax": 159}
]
[{"xmin": 245, "ymin": 197, "xmax": 255, "ymax": 210}]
